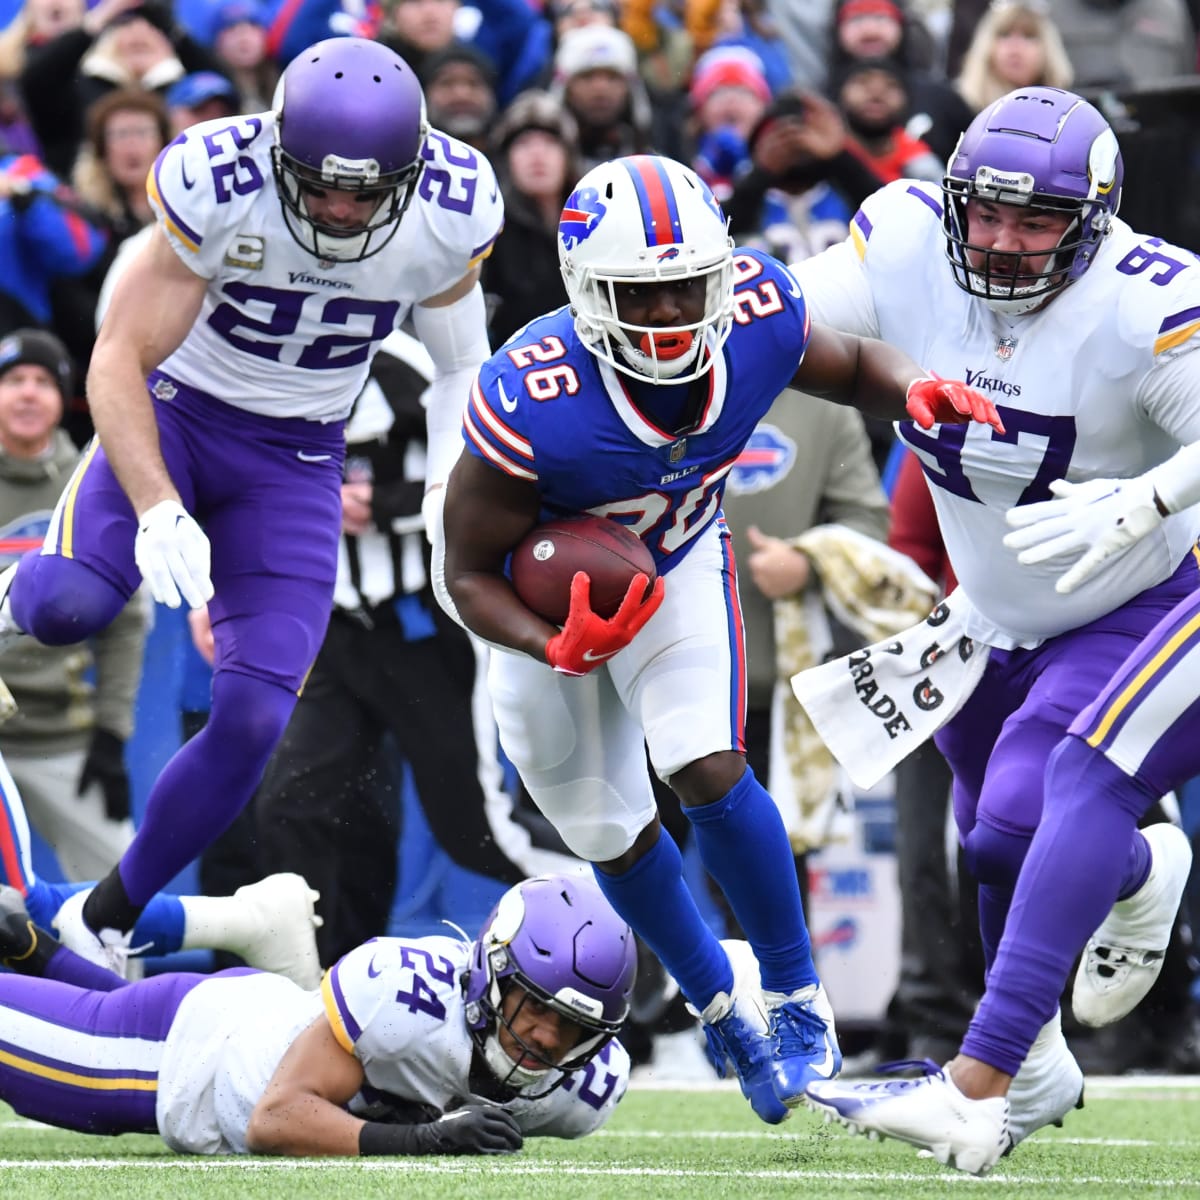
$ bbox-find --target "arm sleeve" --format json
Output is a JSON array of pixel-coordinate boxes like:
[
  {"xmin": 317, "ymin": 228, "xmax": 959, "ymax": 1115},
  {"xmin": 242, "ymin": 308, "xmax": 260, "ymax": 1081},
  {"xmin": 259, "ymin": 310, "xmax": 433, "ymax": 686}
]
[
  {"xmin": 412, "ymin": 284, "xmax": 493, "ymax": 491},
  {"xmin": 790, "ymin": 237, "xmax": 880, "ymax": 338}
]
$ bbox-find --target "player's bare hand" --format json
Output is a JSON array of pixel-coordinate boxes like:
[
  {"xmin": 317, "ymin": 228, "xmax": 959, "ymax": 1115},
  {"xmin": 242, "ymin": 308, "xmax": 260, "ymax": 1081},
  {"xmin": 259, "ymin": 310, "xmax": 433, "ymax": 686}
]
[
  {"xmin": 187, "ymin": 604, "xmax": 215, "ymax": 665},
  {"xmin": 341, "ymin": 482, "xmax": 373, "ymax": 536},
  {"xmin": 135, "ymin": 499, "xmax": 213, "ymax": 609},
  {"xmin": 745, "ymin": 525, "xmax": 810, "ymax": 599},
  {"xmin": 906, "ymin": 378, "xmax": 1005, "ymax": 434}
]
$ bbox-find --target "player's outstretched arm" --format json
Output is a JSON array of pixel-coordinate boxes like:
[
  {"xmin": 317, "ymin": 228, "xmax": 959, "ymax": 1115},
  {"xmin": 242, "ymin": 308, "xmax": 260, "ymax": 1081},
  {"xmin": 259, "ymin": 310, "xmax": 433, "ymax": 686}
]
[{"xmin": 790, "ymin": 325, "xmax": 1005, "ymax": 433}]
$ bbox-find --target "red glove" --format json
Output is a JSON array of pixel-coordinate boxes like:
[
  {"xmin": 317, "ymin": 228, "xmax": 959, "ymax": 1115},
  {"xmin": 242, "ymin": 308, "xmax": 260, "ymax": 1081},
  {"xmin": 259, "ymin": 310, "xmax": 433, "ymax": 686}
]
[
  {"xmin": 545, "ymin": 571, "xmax": 665, "ymax": 676},
  {"xmin": 906, "ymin": 377, "xmax": 1006, "ymax": 434}
]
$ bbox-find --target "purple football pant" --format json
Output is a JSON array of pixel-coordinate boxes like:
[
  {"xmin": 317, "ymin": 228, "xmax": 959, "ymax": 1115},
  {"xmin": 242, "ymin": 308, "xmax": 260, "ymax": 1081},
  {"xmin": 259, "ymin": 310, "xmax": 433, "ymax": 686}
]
[
  {"xmin": 940, "ymin": 557, "xmax": 1200, "ymax": 1075},
  {"xmin": 9, "ymin": 376, "xmax": 344, "ymax": 906},
  {"xmin": 0, "ymin": 970, "xmax": 213, "ymax": 1134}
]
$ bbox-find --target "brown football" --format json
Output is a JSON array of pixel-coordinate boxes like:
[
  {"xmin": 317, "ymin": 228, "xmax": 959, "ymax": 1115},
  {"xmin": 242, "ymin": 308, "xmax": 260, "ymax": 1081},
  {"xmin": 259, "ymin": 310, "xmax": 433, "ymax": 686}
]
[{"xmin": 510, "ymin": 515, "xmax": 657, "ymax": 625}]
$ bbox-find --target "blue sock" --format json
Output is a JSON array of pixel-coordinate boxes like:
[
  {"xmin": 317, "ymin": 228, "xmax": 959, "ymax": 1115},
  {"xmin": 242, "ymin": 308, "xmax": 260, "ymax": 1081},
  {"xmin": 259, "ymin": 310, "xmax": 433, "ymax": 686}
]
[
  {"xmin": 26, "ymin": 880, "xmax": 187, "ymax": 957},
  {"xmin": 685, "ymin": 765, "xmax": 817, "ymax": 995},
  {"xmin": 592, "ymin": 827, "xmax": 732, "ymax": 1012}
]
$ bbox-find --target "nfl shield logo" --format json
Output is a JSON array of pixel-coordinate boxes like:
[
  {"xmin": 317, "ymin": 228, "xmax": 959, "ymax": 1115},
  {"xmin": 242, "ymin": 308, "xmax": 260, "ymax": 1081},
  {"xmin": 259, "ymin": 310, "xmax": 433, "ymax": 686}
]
[{"xmin": 995, "ymin": 335, "xmax": 1018, "ymax": 361}]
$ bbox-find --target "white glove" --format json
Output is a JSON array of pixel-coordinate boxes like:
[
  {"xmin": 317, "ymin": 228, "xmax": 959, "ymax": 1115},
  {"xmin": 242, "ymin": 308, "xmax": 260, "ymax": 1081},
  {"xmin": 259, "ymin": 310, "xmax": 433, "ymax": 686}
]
[
  {"xmin": 1003, "ymin": 476, "xmax": 1164, "ymax": 595},
  {"xmin": 134, "ymin": 500, "xmax": 214, "ymax": 609}
]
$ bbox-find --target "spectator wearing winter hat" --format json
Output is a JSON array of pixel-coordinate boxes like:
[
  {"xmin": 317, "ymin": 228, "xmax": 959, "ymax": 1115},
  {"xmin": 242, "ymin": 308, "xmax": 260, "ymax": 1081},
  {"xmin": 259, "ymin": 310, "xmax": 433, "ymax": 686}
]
[
  {"xmin": 0, "ymin": 327, "xmax": 148, "ymax": 884},
  {"xmin": 686, "ymin": 44, "xmax": 772, "ymax": 200},
  {"xmin": 482, "ymin": 89, "xmax": 580, "ymax": 347},
  {"xmin": 420, "ymin": 43, "xmax": 498, "ymax": 153},
  {"xmin": 829, "ymin": 0, "xmax": 971, "ymax": 162},
  {"xmin": 164, "ymin": 68, "xmax": 238, "ymax": 133},
  {"xmin": 552, "ymin": 23, "xmax": 657, "ymax": 171},
  {"xmin": 209, "ymin": 0, "xmax": 275, "ymax": 112}
]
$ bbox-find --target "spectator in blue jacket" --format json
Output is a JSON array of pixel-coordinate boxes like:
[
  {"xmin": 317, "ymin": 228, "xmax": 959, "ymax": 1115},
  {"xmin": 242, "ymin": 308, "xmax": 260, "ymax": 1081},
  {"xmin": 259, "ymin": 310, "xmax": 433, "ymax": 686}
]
[{"xmin": 0, "ymin": 151, "xmax": 106, "ymax": 337}]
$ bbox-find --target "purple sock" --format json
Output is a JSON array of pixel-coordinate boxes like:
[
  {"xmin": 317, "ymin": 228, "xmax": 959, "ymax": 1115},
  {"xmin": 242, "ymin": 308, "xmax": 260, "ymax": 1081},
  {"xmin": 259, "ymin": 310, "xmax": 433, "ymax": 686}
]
[
  {"xmin": 116, "ymin": 671, "xmax": 297, "ymax": 909},
  {"xmin": 684, "ymin": 766, "xmax": 817, "ymax": 995},
  {"xmin": 962, "ymin": 736, "xmax": 1156, "ymax": 1074}
]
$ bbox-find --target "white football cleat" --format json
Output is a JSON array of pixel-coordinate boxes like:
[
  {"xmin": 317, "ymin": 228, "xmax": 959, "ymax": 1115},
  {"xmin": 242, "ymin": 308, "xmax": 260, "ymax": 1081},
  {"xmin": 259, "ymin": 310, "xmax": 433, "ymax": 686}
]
[
  {"xmin": 1073, "ymin": 823, "xmax": 1193, "ymax": 1028},
  {"xmin": 52, "ymin": 889, "xmax": 135, "ymax": 980},
  {"xmin": 223, "ymin": 873, "xmax": 323, "ymax": 989},
  {"xmin": 805, "ymin": 1062, "xmax": 1010, "ymax": 1176},
  {"xmin": 1007, "ymin": 1009, "xmax": 1084, "ymax": 1146}
]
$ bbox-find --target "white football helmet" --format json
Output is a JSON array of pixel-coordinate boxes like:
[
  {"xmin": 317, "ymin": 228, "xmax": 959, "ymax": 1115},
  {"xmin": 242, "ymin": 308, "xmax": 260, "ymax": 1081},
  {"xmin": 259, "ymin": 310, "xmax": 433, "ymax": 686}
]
[{"xmin": 558, "ymin": 155, "xmax": 735, "ymax": 384}]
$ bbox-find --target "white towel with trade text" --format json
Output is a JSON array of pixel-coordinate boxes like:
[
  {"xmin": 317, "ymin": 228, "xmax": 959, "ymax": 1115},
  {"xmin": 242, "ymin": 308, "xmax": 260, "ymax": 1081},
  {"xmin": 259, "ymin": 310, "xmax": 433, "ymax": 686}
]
[{"xmin": 790, "ymin": 589, "xmax": 989, "ymax": 790}]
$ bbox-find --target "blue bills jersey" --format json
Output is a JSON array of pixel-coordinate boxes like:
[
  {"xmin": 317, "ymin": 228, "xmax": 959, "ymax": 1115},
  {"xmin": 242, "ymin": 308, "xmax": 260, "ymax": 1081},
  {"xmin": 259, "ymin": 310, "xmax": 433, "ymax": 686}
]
[{"xmin": 463, "ymin": 249, "xmax": 811, "ymax": 575}]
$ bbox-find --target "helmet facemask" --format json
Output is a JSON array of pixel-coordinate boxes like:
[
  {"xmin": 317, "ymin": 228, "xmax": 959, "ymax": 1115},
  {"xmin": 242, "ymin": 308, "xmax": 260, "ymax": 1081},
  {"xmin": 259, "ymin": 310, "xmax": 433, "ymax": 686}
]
[
  {"xmin": 470, "ymin": 944, "xmax": 622, "ymax": 1096},
  {"xmin": 943, "ymin": 169, "xmax": 1111, "ymax": 316},
  {"xmin": 565, "ymin": 250, "xmax": 735, "ymax": 384},
  {"xmin": 272, "ymin": 144, "xmax": 425, "ymax": 263}
]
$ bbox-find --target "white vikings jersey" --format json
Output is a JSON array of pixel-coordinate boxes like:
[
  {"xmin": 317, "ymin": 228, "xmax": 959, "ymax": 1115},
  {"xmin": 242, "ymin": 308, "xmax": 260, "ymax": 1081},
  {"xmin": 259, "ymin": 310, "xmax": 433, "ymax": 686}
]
[
  {"xmin": 793, "ymin": 180, "xmax": 1200, "ymax": 647},
  {"xmin": 146, "ymin": 113, "xmax": 502, "ymax": 421},
  {"xmin": 155, "ymin": 936, "xmax": 629, "ymax": 1154}
]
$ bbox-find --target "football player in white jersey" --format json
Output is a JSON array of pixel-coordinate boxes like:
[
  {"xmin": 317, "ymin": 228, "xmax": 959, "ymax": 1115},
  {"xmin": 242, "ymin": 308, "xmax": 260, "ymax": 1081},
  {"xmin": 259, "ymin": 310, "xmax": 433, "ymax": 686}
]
[
  {"xmin": 435, "ymin": 152, "xmax": 1003, "ymax": 1125},
  {"xmin": 0, "ymin": 39, "xmax": 502, "ymax": 973},
  {"xmin": 0, "ymin": 874, "xmax": 635, "ymax": 1156},
  {"xmin": 800, "ymin": 87, "xmax": 1200, "ymax": 1174}
]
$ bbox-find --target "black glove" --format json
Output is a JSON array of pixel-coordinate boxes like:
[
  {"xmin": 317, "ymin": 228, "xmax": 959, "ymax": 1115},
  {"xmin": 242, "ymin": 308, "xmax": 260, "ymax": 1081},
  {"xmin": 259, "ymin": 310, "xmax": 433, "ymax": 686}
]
[
  {"xmin": 359, "ymin": 1103, "xmax": 523, "ymax": 1156},
  {"xmin": 78, "ymin": 728, "xmax": 130, "ymax": 823},
  {"xmin": 423, "ymin": 1105, "xmax": 523, "ymax": 1155}
]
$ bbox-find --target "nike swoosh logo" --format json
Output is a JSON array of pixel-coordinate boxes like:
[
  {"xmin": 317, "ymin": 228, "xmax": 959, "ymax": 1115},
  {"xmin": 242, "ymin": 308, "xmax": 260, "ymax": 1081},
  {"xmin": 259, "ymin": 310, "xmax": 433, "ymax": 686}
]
[
  {"xmin": 180, "ymin": 160, "xmax": 196, "ymax": 190},
  {"xmin": 782, "ymin": 268, "xmax": 803, "ymax": 299},
  {"xmin": 490, "ymin": 183, "xmax": 498, "ymax": 203},
  {"xmin": 582, "ymin": 648, "xmax": 618, "ymax": 662},
  {"xmin": 366, "ymin": 952, "xmax": 383, "ymax": 978},
  {"xmin": 297, "ymin": 451, "xmax": 332, "ymax": 462},
  {"xmin": 497, "ymin": 380, "xmax": 517, "ymax": 413}
]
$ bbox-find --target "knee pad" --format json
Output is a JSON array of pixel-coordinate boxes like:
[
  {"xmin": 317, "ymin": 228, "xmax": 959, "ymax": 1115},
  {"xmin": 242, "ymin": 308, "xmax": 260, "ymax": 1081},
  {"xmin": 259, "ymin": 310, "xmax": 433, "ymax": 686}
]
[
  {"xmin": 15, "ymin": 556, "xmax": 129, "ymax": 644},
  {"xmin": 529, "ymin": 777, "xmax": 643, "ymax": 863}
]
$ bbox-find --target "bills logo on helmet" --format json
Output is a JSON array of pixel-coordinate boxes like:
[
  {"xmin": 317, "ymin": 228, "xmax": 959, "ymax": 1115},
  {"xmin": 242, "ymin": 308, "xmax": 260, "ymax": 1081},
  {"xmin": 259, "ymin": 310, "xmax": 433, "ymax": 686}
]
[
  {"xmin": 728, "ymin": 425, "xmax": 797, "ymax": 495},
  {"xmin": 560, "ymin": 186, "xmax": 607, "ymax": 249},
  {"xmin": 657, "ymin": 247, "xmax": 680, "ymax": 261}
]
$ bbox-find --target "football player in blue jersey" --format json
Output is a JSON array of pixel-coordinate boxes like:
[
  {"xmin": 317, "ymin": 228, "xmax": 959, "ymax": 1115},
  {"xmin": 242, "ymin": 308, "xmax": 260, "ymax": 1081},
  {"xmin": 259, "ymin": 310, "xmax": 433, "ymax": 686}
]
[
  {"xmin": 433, "ymin": 152, "xmax": 1001, "ymax": 1124},
  {"xmin": 789, "ymin": 88, "xmax": 1200, "ymax": 1174}
]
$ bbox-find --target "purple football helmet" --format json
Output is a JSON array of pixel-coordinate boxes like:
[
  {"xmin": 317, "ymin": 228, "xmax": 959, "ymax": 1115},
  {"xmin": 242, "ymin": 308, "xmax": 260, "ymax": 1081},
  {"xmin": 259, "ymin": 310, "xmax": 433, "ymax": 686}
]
[
  {"xmin": 463, "ymin": 874, "xmax": 636, "ymax": 1092},
  {"xmin": 943, "ymin": 86, "xmax": 1123, "ymax": 314},
  {"xmin": 271, "ymin": 38, "xmax": 427, "ymax": 262}
]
